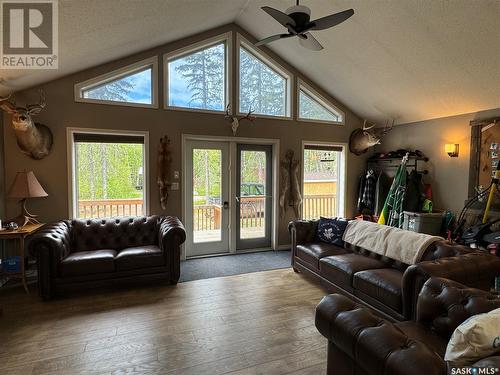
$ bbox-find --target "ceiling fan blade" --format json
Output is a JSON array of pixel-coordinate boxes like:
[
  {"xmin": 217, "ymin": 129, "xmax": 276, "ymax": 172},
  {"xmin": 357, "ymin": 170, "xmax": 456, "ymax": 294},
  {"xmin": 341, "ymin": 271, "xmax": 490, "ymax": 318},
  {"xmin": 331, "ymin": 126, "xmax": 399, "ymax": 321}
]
[
  {"xmin": 299, "ymin": 32, "xmax": 323, "ymax": 51},
  {"xmin": 255, "ymin": 33, "xmax": 294, "ymax": 47},
  {"xmin": 308, "ymin": 9, "xmax": 354, "ymax": 31},
  {"xmin": 261, "ymin": 6, "xmax": 296, "ymax": 28}
]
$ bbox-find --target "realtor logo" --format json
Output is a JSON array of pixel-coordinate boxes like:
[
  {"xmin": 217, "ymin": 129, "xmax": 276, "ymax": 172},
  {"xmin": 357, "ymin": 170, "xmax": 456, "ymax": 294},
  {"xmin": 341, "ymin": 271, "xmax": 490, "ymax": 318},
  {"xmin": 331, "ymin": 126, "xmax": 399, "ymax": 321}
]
[{"xmin": 1, "ymin": 0, "xmax": 58, "ymax": 69}]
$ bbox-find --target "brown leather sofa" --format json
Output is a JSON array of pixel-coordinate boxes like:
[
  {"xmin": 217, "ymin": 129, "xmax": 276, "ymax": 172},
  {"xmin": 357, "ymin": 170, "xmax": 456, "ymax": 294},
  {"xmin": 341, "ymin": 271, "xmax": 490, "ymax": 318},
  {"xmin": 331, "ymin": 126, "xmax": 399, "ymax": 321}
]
[
  {"xmin": 315, "ymin": 277, "xmax": 500, "ymax": 375},
  {"xmin": 29, "ymin": 216, "xmax": 186, "ymax": 299},
  {"xmin": 289, "ymin": 219, "xmax": 500, "ymax": 320}
]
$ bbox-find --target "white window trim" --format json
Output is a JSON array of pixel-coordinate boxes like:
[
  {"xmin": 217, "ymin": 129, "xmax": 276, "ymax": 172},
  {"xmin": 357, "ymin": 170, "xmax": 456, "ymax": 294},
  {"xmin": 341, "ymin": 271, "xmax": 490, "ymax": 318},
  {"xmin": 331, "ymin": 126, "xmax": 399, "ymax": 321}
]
[
  {"xmin": 300, "ymin": 141, "xmax": 347, "ymax": 219},
  {"xmin": 297, "ymin": 79, "xmax": 345, "ymax": 125},
  {"xmin": 74, "ymin": 57, "xmax": 159, "ymax": 109},
  {"xmin": 163, "ymin": 32, "xmax": 232, "ymax": 114},
  {"xmin": 66, "ymin": 127, "xmax": 150, "ymax": 219},
  {"xmin": 236, "ymin": 33, "xmax": 293, "ymax": 120}
]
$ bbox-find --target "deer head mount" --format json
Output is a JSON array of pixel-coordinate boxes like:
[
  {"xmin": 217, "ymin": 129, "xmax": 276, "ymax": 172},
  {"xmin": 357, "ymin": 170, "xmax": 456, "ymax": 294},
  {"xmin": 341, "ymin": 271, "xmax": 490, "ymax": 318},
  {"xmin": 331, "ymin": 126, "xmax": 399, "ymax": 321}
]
[
  {"xmin": 349, "ymin": 119, "xmax": 394, "ymax": 156},
  {"xmin": 225, "ymin": 104, "xmax": 256, "ymax": 136},
  {"xmin": 0, "ymin": 90, "xmax": 53, "ymax": 160}
]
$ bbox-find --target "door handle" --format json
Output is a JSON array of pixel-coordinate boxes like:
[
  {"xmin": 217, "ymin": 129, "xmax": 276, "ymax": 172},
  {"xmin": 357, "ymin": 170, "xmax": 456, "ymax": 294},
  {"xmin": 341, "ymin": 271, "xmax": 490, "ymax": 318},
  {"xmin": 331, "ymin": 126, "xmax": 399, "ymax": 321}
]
[{"xmin": 223, "ymin": 201, "xmax": 229, "ymax": 209}]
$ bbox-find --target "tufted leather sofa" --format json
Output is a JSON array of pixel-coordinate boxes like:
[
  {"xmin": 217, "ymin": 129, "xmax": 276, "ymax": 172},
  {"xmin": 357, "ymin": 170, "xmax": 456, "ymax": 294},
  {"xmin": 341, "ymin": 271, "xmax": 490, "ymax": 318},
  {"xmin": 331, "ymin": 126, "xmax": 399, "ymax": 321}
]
[
  {"xmin": 289, "ymin": 220, "xmax": 500, "ymax": 320},
  {"xmin": 29, "ymin": 216, "xmax": 186, "ymax": 299},
  {"xmin": 315, "ymin": 277, "xmax": 500, "ymax": 375}
]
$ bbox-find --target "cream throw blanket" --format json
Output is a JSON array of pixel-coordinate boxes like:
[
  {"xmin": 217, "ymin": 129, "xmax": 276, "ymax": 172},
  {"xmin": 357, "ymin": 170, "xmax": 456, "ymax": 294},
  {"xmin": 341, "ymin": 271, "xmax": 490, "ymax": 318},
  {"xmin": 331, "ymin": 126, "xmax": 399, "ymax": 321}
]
[{"xmin": 342, "ymin": 220, "xmax": 443, "ymax": 265}]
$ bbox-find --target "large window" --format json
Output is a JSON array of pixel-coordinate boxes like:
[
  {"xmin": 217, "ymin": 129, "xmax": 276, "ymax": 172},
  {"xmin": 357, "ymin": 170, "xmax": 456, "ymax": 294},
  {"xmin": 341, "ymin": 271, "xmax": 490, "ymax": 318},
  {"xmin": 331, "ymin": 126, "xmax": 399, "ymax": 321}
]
[
  {"xmin": 302, "ymin": 144, "xmax": 345, "ymax": 220},
  {"xmin": 298, "ymin": 82, "xmax": 344, "ymax": 124},
  {"xmin": 165, "ymin": 35, "xmax": 229, "ymax": 112},
  {"xmin": 238, "ymin": 40, "xmax": 291, "ymax": 118},
  {"xmin": 69, "ymin": 130, "xmax": 148, "ymax": 219},
  {"xmin": 74, "ymin": 57, "xmax": 158, "ymax": 108}
]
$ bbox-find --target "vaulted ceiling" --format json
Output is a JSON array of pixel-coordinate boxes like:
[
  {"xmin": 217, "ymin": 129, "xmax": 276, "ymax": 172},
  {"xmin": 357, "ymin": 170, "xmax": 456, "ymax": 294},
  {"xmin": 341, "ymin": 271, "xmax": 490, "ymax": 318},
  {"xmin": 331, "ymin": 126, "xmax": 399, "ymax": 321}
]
[{"xmin": 1, "ymin": 0, "xmax": 499, "ymax": 124}]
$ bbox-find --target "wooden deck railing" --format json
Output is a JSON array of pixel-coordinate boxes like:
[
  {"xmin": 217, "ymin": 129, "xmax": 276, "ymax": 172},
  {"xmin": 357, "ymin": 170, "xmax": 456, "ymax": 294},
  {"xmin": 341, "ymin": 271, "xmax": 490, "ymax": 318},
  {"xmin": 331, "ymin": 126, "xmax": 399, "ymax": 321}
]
[
  {"xmin": 303, "ymin": 194, "xmax": 337, "ymax": 220},
  {"xmin": 193, "ymin": 205, "xmax": 221, "ymax": 231},
  {"xmin": 78, "ymin": 198, "xmax": 144, "ymax": 218}
]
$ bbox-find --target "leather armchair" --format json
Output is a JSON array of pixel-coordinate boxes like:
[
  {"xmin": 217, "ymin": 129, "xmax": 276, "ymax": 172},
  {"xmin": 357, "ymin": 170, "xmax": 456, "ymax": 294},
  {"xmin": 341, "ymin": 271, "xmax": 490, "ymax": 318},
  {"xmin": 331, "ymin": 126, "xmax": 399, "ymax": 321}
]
[
  {"xmin": 29, "ymin": 216, "xmax": 186, "ymax": 299},
  {"xmin": 315, "ymin": 277, "xmax": 500, "ymax": 375}
]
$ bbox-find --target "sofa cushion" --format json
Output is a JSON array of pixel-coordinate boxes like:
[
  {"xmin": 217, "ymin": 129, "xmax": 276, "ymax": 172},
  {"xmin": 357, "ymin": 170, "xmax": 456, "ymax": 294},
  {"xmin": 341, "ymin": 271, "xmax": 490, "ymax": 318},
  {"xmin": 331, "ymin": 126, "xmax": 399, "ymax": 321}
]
[
  {"xmin": 115, "ymin": 245, "xmax": 164, "ymax": 271},
  {"xmin": 296, "ymin": 243, "xmax": 348, "ymax": 270},
  {"xmin": 396, "ymin": 321, "xmax": 447, "ymax": 357},
  {"xmin": 320, "ymin": 254, "xmax": 387, "ymax": 291},
  {"xmin": 353, "ymin": 268, "xmax": 403, "ymax": 312},
  {"xmin": 60, "ymin": 249, "xmax": 116, "ymax": 277}
]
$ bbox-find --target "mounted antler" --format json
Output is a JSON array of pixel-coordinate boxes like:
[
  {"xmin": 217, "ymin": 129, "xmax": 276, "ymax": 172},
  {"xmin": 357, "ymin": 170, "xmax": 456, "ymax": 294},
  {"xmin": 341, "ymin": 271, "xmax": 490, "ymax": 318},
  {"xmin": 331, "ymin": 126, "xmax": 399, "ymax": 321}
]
[
  {"xmin": 26, "ymin": 90, "xmax": 46, "ymax": 116},
  {"xmin": 362, "ymin": 119, "xmax": 376, "ymax": 131},
  {"xmin": 225, "ymin": 104, "xmax": 256, "ymax": 136},
  {"xmin": 0, "ymin": 93, "xmax": 16, "ymax": 114}
]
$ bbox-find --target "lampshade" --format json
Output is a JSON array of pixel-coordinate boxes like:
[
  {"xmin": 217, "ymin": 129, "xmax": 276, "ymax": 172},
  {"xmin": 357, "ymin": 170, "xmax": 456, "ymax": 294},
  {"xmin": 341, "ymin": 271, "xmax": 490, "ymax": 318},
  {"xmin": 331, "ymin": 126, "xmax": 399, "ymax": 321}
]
[
  {"xmin": 7, "ymin": 171, "xmax": 48, "ymax": 199},
  {"xmin": 445, "ymin": 144, "xmax": 459, "ymax": 157}
]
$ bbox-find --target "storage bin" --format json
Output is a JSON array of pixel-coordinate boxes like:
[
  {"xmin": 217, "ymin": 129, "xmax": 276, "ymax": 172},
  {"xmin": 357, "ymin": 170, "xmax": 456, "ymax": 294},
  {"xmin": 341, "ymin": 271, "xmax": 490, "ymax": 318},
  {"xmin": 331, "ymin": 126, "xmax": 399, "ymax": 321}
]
[
  {"xmin": 2, "ymin": 256, "xmax": 21, "ymax": 273},
  {"xmin": 402, "ymin": 211, "xmax": 443, "ymax": 235}
]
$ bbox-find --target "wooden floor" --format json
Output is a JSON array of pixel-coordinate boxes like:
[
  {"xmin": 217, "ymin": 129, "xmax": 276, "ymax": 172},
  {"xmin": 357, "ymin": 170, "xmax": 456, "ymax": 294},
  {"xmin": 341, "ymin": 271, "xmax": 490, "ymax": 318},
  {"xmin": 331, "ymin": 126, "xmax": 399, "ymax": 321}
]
[{"xmin": 0, "ymin": 269, "xmax": 328, "ymax": 375}]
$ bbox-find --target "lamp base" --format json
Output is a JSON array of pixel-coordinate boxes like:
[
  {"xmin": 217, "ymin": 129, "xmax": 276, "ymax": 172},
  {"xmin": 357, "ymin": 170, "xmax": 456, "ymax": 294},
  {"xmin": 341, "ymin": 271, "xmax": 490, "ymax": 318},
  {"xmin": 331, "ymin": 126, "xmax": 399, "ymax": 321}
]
[{"xmin": 7, "ymin": 199, "xmax": 41, "ymax": 228}]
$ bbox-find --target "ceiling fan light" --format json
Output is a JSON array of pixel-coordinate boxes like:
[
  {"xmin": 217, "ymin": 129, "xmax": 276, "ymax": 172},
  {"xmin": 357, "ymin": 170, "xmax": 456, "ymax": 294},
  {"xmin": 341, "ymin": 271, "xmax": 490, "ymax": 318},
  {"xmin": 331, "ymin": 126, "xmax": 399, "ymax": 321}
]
[{"xmin": 285, "ymin": 5, "xmax": 310, "ymax": 16}]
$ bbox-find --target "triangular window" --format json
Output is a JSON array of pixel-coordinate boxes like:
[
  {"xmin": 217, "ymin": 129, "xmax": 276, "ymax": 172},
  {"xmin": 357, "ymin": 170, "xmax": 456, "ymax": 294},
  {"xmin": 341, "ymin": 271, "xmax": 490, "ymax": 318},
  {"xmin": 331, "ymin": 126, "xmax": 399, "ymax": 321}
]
[
  {"xmin": 298, "ymin": 82, "xmax": 344, "ymax": 124},
  {"xmin": 75, "ymin": 57, "xmax": 158, "ymax": 108}
]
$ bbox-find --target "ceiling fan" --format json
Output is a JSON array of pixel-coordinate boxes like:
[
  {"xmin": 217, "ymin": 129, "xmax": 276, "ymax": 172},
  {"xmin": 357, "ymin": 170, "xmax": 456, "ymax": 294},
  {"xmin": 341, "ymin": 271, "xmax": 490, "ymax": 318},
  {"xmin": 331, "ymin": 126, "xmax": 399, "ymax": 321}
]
[{"xmin": 255, "ymin": 1, "xmax": 354, "ymax": 51}]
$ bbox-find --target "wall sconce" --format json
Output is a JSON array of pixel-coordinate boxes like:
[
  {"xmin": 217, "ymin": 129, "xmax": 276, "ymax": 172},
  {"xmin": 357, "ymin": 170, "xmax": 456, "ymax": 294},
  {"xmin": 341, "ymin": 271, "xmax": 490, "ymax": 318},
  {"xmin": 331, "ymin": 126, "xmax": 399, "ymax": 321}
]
[{"xmin": 445, "ymin": 143, "xmax": 459, "ymax": 157}]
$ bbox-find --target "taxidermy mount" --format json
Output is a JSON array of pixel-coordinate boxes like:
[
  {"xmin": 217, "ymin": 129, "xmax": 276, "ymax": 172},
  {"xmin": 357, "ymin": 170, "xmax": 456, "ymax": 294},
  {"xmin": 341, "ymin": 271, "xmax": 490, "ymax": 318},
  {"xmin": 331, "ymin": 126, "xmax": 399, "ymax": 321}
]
[
  {"xmin": 0, "ymin": 90, "xmax": 53, "ymax": 160},
  {"xmin": 157, "ymin": 136, "xmax": 172, "ymax": 209}
]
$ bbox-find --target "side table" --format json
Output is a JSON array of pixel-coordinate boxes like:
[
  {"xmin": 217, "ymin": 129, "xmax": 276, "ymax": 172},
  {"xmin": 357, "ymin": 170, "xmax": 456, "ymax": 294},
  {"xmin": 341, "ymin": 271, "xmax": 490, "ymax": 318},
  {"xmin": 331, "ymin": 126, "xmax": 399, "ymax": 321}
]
[{"xmin": 0, "ymin": 223, "xmax": 45, "ymax": 293}]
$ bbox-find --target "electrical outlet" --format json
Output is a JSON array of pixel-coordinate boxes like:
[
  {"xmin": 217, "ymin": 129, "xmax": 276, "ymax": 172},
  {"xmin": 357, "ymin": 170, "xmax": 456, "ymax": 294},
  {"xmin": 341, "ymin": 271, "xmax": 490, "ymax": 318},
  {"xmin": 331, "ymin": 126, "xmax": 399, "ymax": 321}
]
[
  {"xmin": 173, "ymin": 171, "xmax": 180, "ymax": 179},
  {"xmin": 171, "ymin": 182, "xmax": 179, "ymax": 191}
]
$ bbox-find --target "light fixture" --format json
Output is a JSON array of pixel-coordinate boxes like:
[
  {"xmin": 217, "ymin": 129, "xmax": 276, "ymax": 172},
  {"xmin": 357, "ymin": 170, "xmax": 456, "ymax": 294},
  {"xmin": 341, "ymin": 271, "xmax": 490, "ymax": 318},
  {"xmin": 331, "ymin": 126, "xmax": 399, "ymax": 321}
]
[
  {"xmin": 445, "ymin": 144, "xmax": 459, "ymax": 158},
  {"xmin": 7, "ymin": 171, "xmax": 48, "ymax": 227}
]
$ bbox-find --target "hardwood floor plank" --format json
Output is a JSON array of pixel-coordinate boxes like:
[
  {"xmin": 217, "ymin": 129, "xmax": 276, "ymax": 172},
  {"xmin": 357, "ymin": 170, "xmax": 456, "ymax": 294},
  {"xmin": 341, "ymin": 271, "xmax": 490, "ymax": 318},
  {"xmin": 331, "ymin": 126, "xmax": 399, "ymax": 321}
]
[{"xmin": 0, "ymin": 269, "xmax": 328, "ymax": 375}]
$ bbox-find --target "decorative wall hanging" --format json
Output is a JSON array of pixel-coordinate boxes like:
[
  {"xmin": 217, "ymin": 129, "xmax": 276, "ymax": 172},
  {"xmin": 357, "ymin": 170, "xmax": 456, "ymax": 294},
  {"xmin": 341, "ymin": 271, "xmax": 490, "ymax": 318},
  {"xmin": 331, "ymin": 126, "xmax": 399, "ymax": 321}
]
[
  {"xmin": 157, "ymin": 136, "xmax": 172, "ymax": 210},
  {"xmin": 0, "ymin": 90, "xmax": 53, "ymax": 160},
  {"xmin": 349, "ymin": 119, "xmax": 394, "ymax": 156},
  {"xmin": 280, "ymin": 149, "xmax": 302, "ymax": 218},
  {"xmin": 224, "ymin": 104, "xmax": 256, "ymax": 136}
]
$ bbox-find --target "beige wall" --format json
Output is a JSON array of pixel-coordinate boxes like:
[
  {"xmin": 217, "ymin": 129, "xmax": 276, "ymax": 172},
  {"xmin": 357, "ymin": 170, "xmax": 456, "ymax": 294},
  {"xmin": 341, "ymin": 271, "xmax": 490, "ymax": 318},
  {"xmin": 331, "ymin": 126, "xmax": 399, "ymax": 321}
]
[
  {"xmin": 2, "ymin": 24, "xmax": 367, "ymax": 246},
  {"xmin": 378, "ymin": 108, "xmax": 500, "ymax": 214}
]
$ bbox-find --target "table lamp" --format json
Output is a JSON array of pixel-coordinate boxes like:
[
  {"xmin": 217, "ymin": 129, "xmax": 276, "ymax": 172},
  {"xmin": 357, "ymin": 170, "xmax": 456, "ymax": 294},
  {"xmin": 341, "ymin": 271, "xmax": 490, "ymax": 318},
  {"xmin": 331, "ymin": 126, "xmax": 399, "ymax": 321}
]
[{"xmin": 7, "ymin": 171, "xmax": 48, "ymax": 227}]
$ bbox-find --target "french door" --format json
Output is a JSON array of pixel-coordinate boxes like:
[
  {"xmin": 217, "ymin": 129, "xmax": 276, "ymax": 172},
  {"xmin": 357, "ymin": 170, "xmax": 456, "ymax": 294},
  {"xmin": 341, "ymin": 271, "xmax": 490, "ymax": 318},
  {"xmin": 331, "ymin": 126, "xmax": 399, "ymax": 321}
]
[
  {"xmin": 185, "ymin": 140, "xmax": 230, "ymax": 257},
  {"xmin": 236, "ymin": 144, "xmax": 272, "ymax": 250},
  {"xmin": 184, "ymin": 139, "xmax": 273, "ymax": 257}
]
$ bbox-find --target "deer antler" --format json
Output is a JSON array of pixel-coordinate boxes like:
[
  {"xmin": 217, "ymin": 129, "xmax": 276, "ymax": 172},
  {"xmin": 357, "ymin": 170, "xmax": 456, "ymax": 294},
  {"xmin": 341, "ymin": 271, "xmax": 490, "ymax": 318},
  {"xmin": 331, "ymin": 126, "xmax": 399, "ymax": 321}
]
[
  {"xmin": 362, "ymin": 119, "xmax": 376, "ymax": 131},
  {"xmin": 239, "ymin": 108, "xmax": 255, "ymax": 124},
  {"xmin": 0, "ymin": 92, "xmax": 16, "ymax": 114},
  {"xmin": 27, "ymin": 90, "xmax": 46, "ymax": 116}
]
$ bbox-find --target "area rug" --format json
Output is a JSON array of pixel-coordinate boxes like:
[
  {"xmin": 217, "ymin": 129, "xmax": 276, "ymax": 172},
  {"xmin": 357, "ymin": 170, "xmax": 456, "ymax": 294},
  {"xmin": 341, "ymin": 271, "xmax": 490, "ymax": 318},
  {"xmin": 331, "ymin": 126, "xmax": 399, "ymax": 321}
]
[{"xmin": 179, "ymin": 250, "xmax": 291, "ymax": 282}]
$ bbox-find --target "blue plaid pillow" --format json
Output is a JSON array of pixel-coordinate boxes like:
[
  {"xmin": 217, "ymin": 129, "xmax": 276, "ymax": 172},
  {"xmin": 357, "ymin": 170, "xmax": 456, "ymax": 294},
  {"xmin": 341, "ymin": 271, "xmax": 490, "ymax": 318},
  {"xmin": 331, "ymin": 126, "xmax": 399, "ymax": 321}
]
[{"xmin": 317, "ymin": 217, "xmax": 348, "ymax": 246}]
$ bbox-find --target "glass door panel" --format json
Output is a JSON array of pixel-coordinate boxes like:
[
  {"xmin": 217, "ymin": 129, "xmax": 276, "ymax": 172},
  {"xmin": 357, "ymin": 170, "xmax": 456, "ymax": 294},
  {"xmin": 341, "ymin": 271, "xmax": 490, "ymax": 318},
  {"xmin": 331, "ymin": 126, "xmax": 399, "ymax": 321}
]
[
  {"xmin": 236, "ymin": 144, "xmax": 272, "ymax": 250},
  {"xmin": 185, "ymin": 141, "xmax": 229, "ymax": 257}
]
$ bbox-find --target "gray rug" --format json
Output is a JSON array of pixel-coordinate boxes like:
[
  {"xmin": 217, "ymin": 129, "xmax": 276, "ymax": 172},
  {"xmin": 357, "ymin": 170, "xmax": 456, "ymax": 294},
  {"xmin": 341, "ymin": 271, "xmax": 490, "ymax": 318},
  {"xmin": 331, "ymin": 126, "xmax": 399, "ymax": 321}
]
[{"xmin": 179, "ymin": 250, "xmax": 291, "ymax": 282}]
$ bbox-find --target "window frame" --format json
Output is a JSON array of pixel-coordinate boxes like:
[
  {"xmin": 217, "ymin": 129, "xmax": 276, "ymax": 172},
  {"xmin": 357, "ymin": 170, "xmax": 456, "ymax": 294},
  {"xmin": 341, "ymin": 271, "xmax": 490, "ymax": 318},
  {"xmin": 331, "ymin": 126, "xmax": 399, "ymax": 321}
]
[
  {"xmin": 66, "ymin": 127, "xmax": 150, "ymax": 219},
  {"xmin": 297, "ymin": 79, "xmax": 345, "ymax": 125},
  {"xmin": 300, "ymin": 141, "xmax": 347, "ymax": 219},
  {"xmin": 163, "ymin": 32, "xmax": 232, "ymax": 114},
  {"xmin": 74, "ymin": 57, "xmax": 159, "ymax": 109},
  {"xmin": 236, "ymin": 34, "xmax": 293, "ymax": 120}
]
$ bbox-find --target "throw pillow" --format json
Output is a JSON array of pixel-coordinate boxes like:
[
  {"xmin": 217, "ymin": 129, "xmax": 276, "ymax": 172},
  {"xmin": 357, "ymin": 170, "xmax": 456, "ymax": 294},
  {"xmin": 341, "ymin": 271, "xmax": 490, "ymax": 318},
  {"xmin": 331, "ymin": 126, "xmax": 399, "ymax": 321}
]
[
  {"xmin": 444, "ymin": 307, "xmax": 500, "ymax": 365},
  {"xmin": 317, "ymin": 217, "xmax": 348, "ymax": 246}
]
